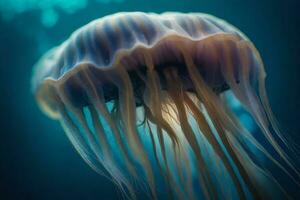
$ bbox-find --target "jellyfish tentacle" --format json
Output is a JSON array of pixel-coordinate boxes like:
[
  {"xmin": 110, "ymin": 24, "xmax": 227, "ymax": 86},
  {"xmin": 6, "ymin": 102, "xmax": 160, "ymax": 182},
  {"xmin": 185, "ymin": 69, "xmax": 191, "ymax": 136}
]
[
  {"xmin": 57, "ymin": 99, "xmax": 106, "ymax": 177},
  {"xmin": 143, "ymin": 52, "xmax": 180, "ymax": 145},
  {"xmin": 183, "ymin": 92, "xmax": 247, "ymax": 200},
  {"xmin": 144, "ymin": 63, "xmax": 194, "ymax": 200},
  {"xmin": 144, "ymin": 53, "xmax": 179, "ymax": 171},
  {"xmin": 144, "ymin": 69, "xmax": 172, "ymax": 169},
  {"xmin": 163, "ymin": 67, "xmax": 218, "ymax": 200},
  {"xmin": 158, "ymin": 99, "xmax": 197, "ymax": 200},
  {"xmin": 254, "ymin": 50, "xmax": 294, "ymax": 150},
  {"xmin": 144, "ymin": 119, "xmax": 175, "ymax": 199},
  {"xmin": 144, "ymin": 70, "xmax": 185, "ymax": 199},
  {"xmin": 224, "ymin": 127, "xmax": 290, "ymax": 200},
  {"xmin": 54, "ymin": 92, "xmax": 134, "ymax": 200},
  {"xmin": 111, "ymin": 65, "xmax": 158, "ymax": 200},
  {"xmin": 78, "ymin": 68, "xmax": 153, "ymax": 198},
  {"xmin": 91, "ymin": 101, "xmax": 139, "ymax": 183},
  {"xmin": 143, "ymin": 103, "xmax": 192, "ymax": 200},
  {"xmin": 55, "ymin": 82, "xmax": 135, "ymax": 200},
  {"xmin": 77, "ymin": 107, "xmax": 136, "ymax": 197},
  {"xmin": 220, "ymin": 39, "xmax": 300, "ymax": 180},
  {"xmin": 195, "ymin": 74, "xmax": 294, "ymax": 199},
  {"xmin": 253, "ymin": 43, "xmax": 300, "ymax": 161},
  {"xmin": 202, "ymin": 37, "xmax": 297, "ymax": 198},
  {"xmin": 69, "ymin": 72, "xmax": 132, "ymax": 184},
  {"xmin": 219, "ymin": 93, "xmax": 298, "ymax": 184},
  {"xmin": 171, "ymin": 142, "xmax": 196, "ymax": 200},
  {"xmin": 223, "ymin": 40, "xmax": 277, "ymax": 154},
  {"xmin": 79, "ymin": 68, "xmax": 139, "ymax": 182},
  {"xmin": 142, "ymin": 52, "xmax": 194, "ymax": 199},
  {"xmin": 173, "ymin": 141, "xmax": 196, "ymax": 200},
  {"xmin": 87, "ymin": 106, "xmax": 116, "ymax": 165},
  {"xmin": 239, "ymin": 41, "xmax": 300, "ymax": 183},
  {"xmin": 218, "ymin": 93, "xmax": 296, "ymax": 199},
  {"xmin": 181, "ymin": 47, "xmax": 263, "ymax": 199},
  {"xmin": 145, "ymin": 62, "xmax": 196, "ymax": 199},
  {"xmin": 213, "ymin": 93, "xmax": 292, "ymax": 199},
  {"xmin": 144, "ymin": 114, "xmax": 188, "ymax": 200}
]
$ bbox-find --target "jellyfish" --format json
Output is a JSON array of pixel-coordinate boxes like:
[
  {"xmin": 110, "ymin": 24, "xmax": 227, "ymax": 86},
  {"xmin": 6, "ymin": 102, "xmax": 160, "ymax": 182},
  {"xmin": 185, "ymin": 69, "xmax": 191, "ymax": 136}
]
[{"xmin": 31, "ymin": 12, "xmax": 299, "ymax": 200}]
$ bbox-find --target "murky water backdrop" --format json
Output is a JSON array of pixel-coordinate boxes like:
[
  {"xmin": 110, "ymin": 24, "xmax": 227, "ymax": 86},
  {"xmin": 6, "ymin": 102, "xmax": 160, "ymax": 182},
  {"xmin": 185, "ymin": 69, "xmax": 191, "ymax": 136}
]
[{"xmin": 0, "ymin": 0, "xmax": 299, "ymax": 199}]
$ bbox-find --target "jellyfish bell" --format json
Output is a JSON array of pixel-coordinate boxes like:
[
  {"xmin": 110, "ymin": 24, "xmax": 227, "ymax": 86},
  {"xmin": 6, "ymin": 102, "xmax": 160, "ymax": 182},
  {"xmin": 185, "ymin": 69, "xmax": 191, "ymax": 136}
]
[{"xmin": 32, "ymin": 12, "xmax": 298, "ymax": 199}]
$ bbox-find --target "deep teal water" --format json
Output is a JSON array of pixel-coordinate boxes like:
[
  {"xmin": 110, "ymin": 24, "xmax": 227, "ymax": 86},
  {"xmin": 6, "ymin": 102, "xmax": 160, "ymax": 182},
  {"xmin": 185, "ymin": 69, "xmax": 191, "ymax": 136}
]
[{"xmin": 0, "ymin": 0, "xmax": 300, "ymax": 199}]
